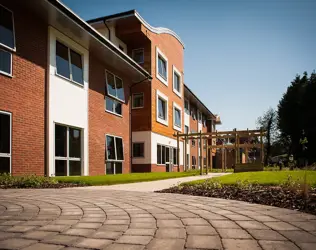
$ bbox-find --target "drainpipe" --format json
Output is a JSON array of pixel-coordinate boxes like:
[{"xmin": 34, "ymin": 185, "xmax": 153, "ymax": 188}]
[
  {"xmin": 103, "ymin": 20, "xmax": 111, "ymax": 41},
  {"xmin": 129, "ymin": 77, "xmax": 150, "ymax": 173}
]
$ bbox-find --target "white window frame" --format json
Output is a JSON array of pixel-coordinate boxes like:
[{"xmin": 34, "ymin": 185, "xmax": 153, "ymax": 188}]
[
  {"xmin": 184, "ymin": 99, "xmax": 190, "ymax": 115},
  {"xmin": 55, "ymin": 40, "xmax": 84, "ymax": 87},
  {"xmin": 105, "ymin": 134, "xmax": 124, "ymax": 162},
  {"xmin": 0, "ymin": 48, "xmax": 13, "ymax": 77},
  {"xmin": 132, "ymin": 142, "xmax": 145, "ymax": 158},
  {"xmin": 156, "ymin": 90, "xmax": 168, "ymax": 126},
  {"xmin": 132, "ymin": 48, "xmax": 144, "ymax": 64},
  {"xmin": 132, "ymin": 93, "xmax": 144, "ymax": 109},
  {"xmin": 54, "ymin": 123, "xmax": 82, "ymax": 176},
  {"xmin": 0, "ymin": 4, "xmax": 16, "ymax": 52},
  {"xmin": 105, "ymin": 70, "xmax": 125, "ymax": 102},
  {"xmin": 198, "ymin": 110, "xmax": 202, "ymax": 123},
  {"xmin": 156, "ymin": 47, "xmax": 168, "ymax": 86},
  {"xmin": 105, "ymin": 96, "xmax": 123, "ymax": 117},
  {"xmin": 173, "ymin": 102, "xmax": 182, "ymax": 131},
  {"xmin": 172, "ymin": 65, "xmax": 182, "ymax": 98},
  {"xmin": 0, "ymin": 110, "xmax": 12, "ymax": 174}
]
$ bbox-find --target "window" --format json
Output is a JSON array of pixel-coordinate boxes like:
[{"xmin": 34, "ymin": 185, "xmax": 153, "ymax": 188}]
[
  {"xmin": 0, "ymin": 111, "xmax": 11, "ymax": 174},
  {"xmin": 56, "ymin": 41, "xmax": 83, "ymax": 85},
  {"xmin": 202, "ymin": 115, "xmax": 207, "ymax": 127},
  {"xmin": 106, "ymin": 135, "xmax": 124, "ymax": 174},
  {"xmin": 0, "ymin": 5, "xmax": 15, "ymax": 76},
  {"xmin": 198, "ymin": 111, "xmax": 202, "ymax": 123},
  {"xmin": 156, "ymin": 47, "xmax": 168, "ymax": 85},
  {"xmin": 186, "ymin": 154, "xmax": 189, "ymax": 169},
  {"xmin": 191, "ymin": 130, "xmax": 196, "ymax": 146},
  {"xmin": 156, "ymin": 90, "xmax": 168, "ymax": 126},
  {"xmin": 55, "ymin": 124, "xmax": 81, "ymax": 176},
  {"xmin": 173, "ymin": 102, "xmax": 182, "ymax": 131},
  {"xmin": 132, "ymin": 93, "xmax": 144, "ymax": 109},
  {"xmin": 185, "ymin": 126, "xmax": 189, "ymax": 144},
  {"xmin": 173, "ymin": 66, "xmax": 181, "ymax": 97},
  {"xmin": 191, "ymin": 106, "xmax": 197, "ymax": 120},
  {"xmin": 173, "ymin": 148, "xmax": 177, "ymax": 166},
  {"xmin": 133, "ymin": 143, "xmax": 144, "ymax": 157},
  {"xmin": 204, "ymin": 157, "xmax": 207, "ymax": 167},
  {"xmin": 132, "ymin": 48, "xmax": 144, "ymax": 64},
  {"xmin": 184, "ymin": 100, "xmax": 189, "ymax": 114},
  {"xmin": 106, "ymin": 71, "xmax": 125, "ymax": 102},
  {"xmin": 105, "ymin": 97, "xmax": 122, "ymax": 116},
  {"xmin": 157, "ymin": 144, "xmax": 178, "ymax": 165},
  {"xmin": 192, "ymin": 156, "xmax": 196, "ymax": 169}
]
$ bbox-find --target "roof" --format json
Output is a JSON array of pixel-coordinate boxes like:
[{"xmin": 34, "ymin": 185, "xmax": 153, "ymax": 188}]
[{"xmin": 87, "ymin": 9, "xmax": 185, "ymax": 48}]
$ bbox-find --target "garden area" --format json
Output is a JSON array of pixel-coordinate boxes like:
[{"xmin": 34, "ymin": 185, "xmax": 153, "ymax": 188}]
[{"xmin": 158, "ymin": 169, "xmax": 316, "ymax": 214}]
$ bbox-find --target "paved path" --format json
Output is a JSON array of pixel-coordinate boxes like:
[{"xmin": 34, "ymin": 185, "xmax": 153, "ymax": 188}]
[
  {"xmin": 74, "ymin": 173, "xmax": 230, "ymax": 192},
  {"xmin": 0, "ymin": 189, "xmax": 316, "ymax": 250}
]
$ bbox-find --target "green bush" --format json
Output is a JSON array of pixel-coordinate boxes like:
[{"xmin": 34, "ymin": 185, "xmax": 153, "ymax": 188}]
[{"xmin": 0, "ymin": 174, "xmax": 57, "ymax": 188}]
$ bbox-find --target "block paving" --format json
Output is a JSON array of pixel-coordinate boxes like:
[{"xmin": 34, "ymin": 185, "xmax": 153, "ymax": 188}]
[{"xmin": 0, "ymin": 189, "xmax": 315, "ymax": 249}]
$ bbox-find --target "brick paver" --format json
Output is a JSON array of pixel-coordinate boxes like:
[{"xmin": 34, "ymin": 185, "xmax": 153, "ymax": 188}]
[{"xmin": 0, "ymin": 188, "xmax": 315, "ymax": 249}]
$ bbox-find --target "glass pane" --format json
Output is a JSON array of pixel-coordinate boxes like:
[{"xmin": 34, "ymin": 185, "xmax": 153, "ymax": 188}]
[
  {"xmin": 133, "ymin": 143, "xmax": 144, "ymax": 157},
  {"xmin": 0, "ymin": 113, "xmax": 10, "ymax": 154},
  {"xmin": 173, "ymin": 148, "xmax": 177, "ymax": 165},
  {"xmin": 115, "ymin": 77, "xmax": 124, "ymax": 101},
  {"xmin": 157, "ymin": 145, "xmax": 161, "ymax": 164},
  {"xmin": 161, "ymin": 146, "xmax": 166, "ymax": 164},
  {"xmin": 158, "ymin": 56, "xmax": 166, "ymax": 79},
  {"xmin": 55, "ymin": 160, "xmax": 67, "ymax": 176},
  {"xmin": 69, "ymin": 161, "xmax": 81, "ymax": 176},
  {"xmin": 133, "ymin": 94, "xmax": 143, "ymax": 108},
  {"xmin": 174, "ymin": 72, "xmax": 180, "ymax": 92},
  {"xmin": 0, "ymin": 157, "xmax": 10, "ymax": 174},
  {"xmin": 105, "ymin": 97, "xmax": 114, "ymax": 112},
  {"xmin": 106, "ymin": 136, "xmax": 116, "ymax": 160},
  {"xmin": 116, "ymin": 162, "xmax": 123, "ymax": 174},
  {"xmin": 106, "ymin": 72, "xmax": 116, "ymax": 97},
  {"xmin": 175, "ymin": 108, "xmax": 181, "ymax": 127},
  {"xmin": 158, "ymin": 98, "xmax": 166, "ymax": 120},
  {"xmin": 55, "ymin": 124, "xmax": 67, "ymax": 157},
  {"xmin": 0, "ymin": 7, "xmax": 14, "ymax": 49},
  {"xmin": 70, "ymin": 50, "xmax": 83, "ymax": 84},
  {"xmin": 69, "ymin": 128, "xmax": 81, "ymax": 158},
  {"xmin": 106, "ymin": 162, "xmax": 114, "ymax": 174},
  {"xmin": 115, "ymin": 137, "xmax": 124, "ymax": 160},
  {"xmin": 0, "ymin": 49, "xmax": 11, "ymax": 74},
  {"xmin": 115, "ymin": 102, "xmax": 122, "ymax": 115},
  {"xmin": 56, "ymin": 41, "xmax": 70, "ymax": 79}
]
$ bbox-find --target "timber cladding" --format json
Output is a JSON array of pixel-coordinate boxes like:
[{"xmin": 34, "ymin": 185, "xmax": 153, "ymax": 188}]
[{"xmin": 0, "ymin": 0, "xmax": 47, "ymax": 176}]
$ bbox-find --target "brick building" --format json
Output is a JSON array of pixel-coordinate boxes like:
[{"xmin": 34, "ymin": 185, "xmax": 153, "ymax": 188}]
[{"xmin": 0, "ymin": 0, "xmax": 220, "ymax": 176}]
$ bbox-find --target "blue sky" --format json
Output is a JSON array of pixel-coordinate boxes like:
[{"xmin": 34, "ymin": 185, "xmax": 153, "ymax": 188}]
[{"xmin": 62, "ymin": 0, "xmax": 316, "ymax": 130}]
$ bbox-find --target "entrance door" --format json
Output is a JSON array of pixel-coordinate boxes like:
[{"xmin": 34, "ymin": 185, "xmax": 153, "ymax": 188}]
[{"xmin": 165, "ymin": 146, "xmax": 173, "ymax": 172}]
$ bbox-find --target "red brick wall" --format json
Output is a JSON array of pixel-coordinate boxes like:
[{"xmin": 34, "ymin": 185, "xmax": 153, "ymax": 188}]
[
  {"xmin": 89, "ymin": 56, "xmax": 133, "ymax": 175},
  {"xmin": 0, "ymin": 1, "xmax": 47, "ymax": 176}
]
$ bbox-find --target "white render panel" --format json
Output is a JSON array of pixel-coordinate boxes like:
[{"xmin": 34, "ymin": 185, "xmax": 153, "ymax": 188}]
[
  {"xmin": 48, "ymin": 27, "xmax": 89, "ymax": 176},
  {"xmin": 198, "ymin": 122, "xmax": 202, "ymax": 132},
  {"xmin": 151, "ymin": 132, "xmax": 183, "ymax": 165},
  {"xmin": 132, "ymin": 131, "xmax": 151, "ymax": 164}
]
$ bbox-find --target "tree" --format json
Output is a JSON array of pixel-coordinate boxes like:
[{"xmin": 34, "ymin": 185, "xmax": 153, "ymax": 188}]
[{"xmin": 256, "ymin": 108, "xmax": 278, "ymax": 165}]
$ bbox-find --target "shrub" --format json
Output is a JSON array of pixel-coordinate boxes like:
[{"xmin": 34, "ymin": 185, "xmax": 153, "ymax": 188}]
[{"xmin": 0, "ymin": 174, "xmax": 58, "ymax": 188}]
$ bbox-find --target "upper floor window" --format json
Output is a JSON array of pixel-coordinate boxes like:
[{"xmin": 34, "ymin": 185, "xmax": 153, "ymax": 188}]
[
  {"xmin": 173, "ymin": 66, "xmax": 181, "ymax": 97},
  {"xmin": 185, "ymin": 125, "xmax": 189, "ymax": 144},
  {"xmin": 132, "ymin": 93, "xmax": 144, "ymax": 109},
  {"xmin": 106, "ymin": 71, "xmax": 125, "ymax": 102},
  {"xmin": 202, "ymin": 115, "xmax": 207, "ymax": 127},
  {"xmin": 184, "ymin": 100, "xmax": 189, "ymax": 114},
  {"xmin": 156, "ymin": 47, "xmax": 168, "ymax": 85},
  {"xmin": 132, "ymin": 48, "xmax": 144, "ymax": 64},
  {"xmin": 191, "ymin": 106, "xmax": 197, "ymax": 120},
  {"xmin": 56, "ymin": 41, "xmax": 83, "ymax": 85},
  {"xmin": 0, "ymin": 5, "xmax": 15, "ymax": 76},
  {"xmin": 156, "ymin": 90, "xmax": 168, "ymax": 126},
  {"xmin": 198, "ymin": 111, "xmax": 202, "ymax": 122},
  {"xmin": 105, "ymin": 97, "xmax": 122, "ymax": 116},
  {"xmin": 158, "ymin": 98, "xmax": 166, "ymax": 120},
  {"xmin": 173, "ymin": 102, "xmax": 182, "ymax": 131}
]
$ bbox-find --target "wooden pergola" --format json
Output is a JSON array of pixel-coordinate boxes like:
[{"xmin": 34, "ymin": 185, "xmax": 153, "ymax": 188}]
[{"xmin": 174, "ymin": 129, "xmax": 266, "ymax": 175}]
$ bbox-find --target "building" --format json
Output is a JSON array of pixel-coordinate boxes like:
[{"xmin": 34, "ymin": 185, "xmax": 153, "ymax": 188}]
[{"xmin": 0, "ymin": 0, "xmax": 220, "ymax": 176}]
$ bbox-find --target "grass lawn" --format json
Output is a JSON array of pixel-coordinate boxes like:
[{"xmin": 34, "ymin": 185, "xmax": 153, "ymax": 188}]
[
  {"xmin": 54, "ymin": 171, "xmax": 200, "ymax": 186},
  {"xmin": 184, "ymin": 170, "xmax": 316, "ymax": 187}
]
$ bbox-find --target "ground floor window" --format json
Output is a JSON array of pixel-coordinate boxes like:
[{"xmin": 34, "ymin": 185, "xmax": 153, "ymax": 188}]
[
  {"xmin": 204, "ymin": 157, "xmax": 207, "ymax": 167},
  {"xmin": 133, "ymin": 142, "xmax": 144, "ymax": 157},
  {"xmin": 105, "ymin": 135, "xmax": 124, "ymax": 174},
  {"xmin": 0, "ymin": 111, "xmax": 11, "ymax": 174},
  {"xmin": 192, "ymin": 156, "xmax": 196, "ymax": 169},
  {"xmin": 55, "ymin": 124, "xmax": 82, "ymax": 176},
  {"xmin": 186, "ymin": 154, "xmax": 189, "ymax": 169},
  {"xmin": 157, "ymin": 144, "xmax": 177, "ymax": 165}
]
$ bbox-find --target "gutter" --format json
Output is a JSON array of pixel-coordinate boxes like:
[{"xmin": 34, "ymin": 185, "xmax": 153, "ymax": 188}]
[{"xmin": 47, "ymin": 0, "xmax": 152, "ymax": 80}]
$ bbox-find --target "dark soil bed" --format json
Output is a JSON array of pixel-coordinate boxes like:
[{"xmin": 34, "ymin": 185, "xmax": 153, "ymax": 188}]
[{"xmin": 157, "ymin": 185, "xmax": 316, "ymax": 215}]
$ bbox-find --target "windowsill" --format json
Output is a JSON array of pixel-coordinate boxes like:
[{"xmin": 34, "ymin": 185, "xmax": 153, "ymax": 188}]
[
  {"xmin": 132, "ymin": 106, "xmax": 144, "ymax": 110},
  {"xmin": 0, "ymin": 70, "xmax": 12, "ymax": 78},
  {"xmin": 106, "ymin": 159, "xmax": 124, "ymax": 162},
  {"xmin": 157, "ymin": 73, "xmax": 168, "ymax": 86},
  {"xmin": 105, "ymin": 109, "xmax": 123, "ymax": 118},
  {"xmin": 173, "ymin": 124, "xmax": 182, "ymax": 132},
  {"xmin": 55, "ymin": 72, "xmax": 84, "ymax": 88},
  {"xmin": 157, "ymin": 117, "xmax": 168, "ymax": 127},
  {"xmin": 173, "ymin": 89, "xmax": 182, "ymax": 98}
]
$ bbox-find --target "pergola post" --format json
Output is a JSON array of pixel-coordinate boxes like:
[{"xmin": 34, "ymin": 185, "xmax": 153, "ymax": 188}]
[
  {"xmin": 200, "ymin": 131, "xmax": 203, "ymax": 175},
  {"xmin": 206, "ymin": 139, "xmax": 209, "ymax": 175},
  {"xmin": 177, "ymin": 131, "xmax": 180, "ymax": 172},
  {"xmin": 184, "ymin": 135, "xmax": 187, "ymax": 171},
  {"xmin": 260, "ymin": 128, "xmax": 264, "ymax": 165}
]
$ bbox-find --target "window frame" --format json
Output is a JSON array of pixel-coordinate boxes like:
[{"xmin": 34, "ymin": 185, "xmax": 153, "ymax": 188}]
[
  {"xmin": 156, "ymin": 47, "xmax": 168, "ymax": 86},
  {"xmin": 54, "ymin": 123, "xmax": 82, "ymax": 176},
  {"xmin": 105, "ymin": 70, "xmax": 125, "ymax": 102},
  {"xmin": 173, "ymin": 102, "xmax": 182, "ymax": 131},
  {"xmin": 172, "ymin": 65, "xmax": 182, "ymax": 97},
  {"xmin": 198, "ymin": 111, "xmax": 202, "ymax": 123},
  {"xmin": 0, "ymin": 110, "xmax": 12, "ymax": 174},
  {"xmin": 132, "ymin": 48, "xmax": 144, "ymax": 64},
  {"xmin": 156, "ymin": 90, "xmax": 168, "ymax": 126},
  {"xmin": 105, "ymin": 96, "xmax": 123, "ymax": 117},
  {"xmin": 55, "ymin": 40, "xmax": 84, "ymax": 86},
  {"xmin": 105, "ymin": 134, "xmax": 124, "ymax": 162},
  {"xmin": 132, "ymin": 92, "xmax": 144, "ymax": 109},
  {"xmin": 184, "ymin": 100, "xmax": 190, "ymax": 115},
  {"xmin": 132, "ymin": 142, "xmax": 145, "ymax": 158},
  {"xmin": 0, "ymin": 4, "xmax": 16, "ymax": 52}
]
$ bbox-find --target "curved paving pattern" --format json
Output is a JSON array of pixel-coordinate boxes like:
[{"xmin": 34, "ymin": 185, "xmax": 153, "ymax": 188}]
[{"xmin": 0, "ymin": 189, "xmax": 315, "ymax": 250}]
